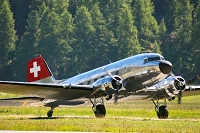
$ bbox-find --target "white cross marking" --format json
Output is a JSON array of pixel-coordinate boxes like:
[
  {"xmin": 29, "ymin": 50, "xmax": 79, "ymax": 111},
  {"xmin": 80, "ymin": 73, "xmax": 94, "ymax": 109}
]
[{"xmin": 30, "ymin": 61, "xmax": 41, "ymax": 78}]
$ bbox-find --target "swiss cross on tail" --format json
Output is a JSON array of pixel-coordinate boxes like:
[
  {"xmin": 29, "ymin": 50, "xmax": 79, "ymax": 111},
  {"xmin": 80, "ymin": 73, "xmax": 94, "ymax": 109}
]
[{"xmin": 27, "ymin": 55, "xmax": 52, "ymax": 82}]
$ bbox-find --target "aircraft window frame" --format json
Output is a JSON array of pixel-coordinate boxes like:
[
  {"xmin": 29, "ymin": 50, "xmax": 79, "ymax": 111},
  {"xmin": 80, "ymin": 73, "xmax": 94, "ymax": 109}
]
[
  {"xmin": 144, "ymin": 56, "xmax": 161, "ymax": 64},
  {"xmin": 160, "ymin": 56, "xmax": 165, "ymax": 60},
  {"xmin": 144, "ymin": 58, "xmax": 148, "ymax": 64}
]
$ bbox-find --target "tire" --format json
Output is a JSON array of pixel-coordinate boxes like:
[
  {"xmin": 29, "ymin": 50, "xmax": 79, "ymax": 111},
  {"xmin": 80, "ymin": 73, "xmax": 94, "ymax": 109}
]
[
  {"xmin": 47, "ymin": 110, "xmax": 53, "ymax": 118},
  {"xmin": 157, "ymin": 106, "xmax": 168, "ymax": 119},
  {"xmin": 95, "ymin": 104, "xmax": 106, "ymax": 118}
]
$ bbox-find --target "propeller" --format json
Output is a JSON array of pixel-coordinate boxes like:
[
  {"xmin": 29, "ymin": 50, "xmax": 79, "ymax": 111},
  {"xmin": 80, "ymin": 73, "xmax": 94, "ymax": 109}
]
[
  {"xmin": 114, "ymin": 89, "xmax": 119, "ymax": 103},
  {"xmin": 103, "ymin": 67, "xmax": 122, "ymax": 85},
  {"xmin": 178, "ymin": 87, "xmax": 182, "ymax": 104},
  {"xmin": 169, "ymin": 72, "xmax": 185, "ymax": 104},
  {"xmin": 102, "ymin": 67, "xmax": 123, "ymax": 103},
  {"xmin": 179, "ymin": 74, "xmax": 200, "ymax": 104}
]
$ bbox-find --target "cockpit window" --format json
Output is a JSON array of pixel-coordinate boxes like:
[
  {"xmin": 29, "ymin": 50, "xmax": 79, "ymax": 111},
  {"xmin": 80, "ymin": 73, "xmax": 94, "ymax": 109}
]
[
  {"xmin": 144, "ymin": 56, "xmax": 162, "ymax": 64},
  {"xmin": 160, "ymin": 56, "xmax": 165, "ymax": 60},
  {"xmin": 148, "ymin": 57, "xmax": 160, "ymax": 61}
]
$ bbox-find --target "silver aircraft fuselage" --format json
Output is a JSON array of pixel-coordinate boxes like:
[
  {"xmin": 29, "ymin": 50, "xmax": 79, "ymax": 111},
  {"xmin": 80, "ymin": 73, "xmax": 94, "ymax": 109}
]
[{"xmin": 62, "ymin": 53, "xmax": 171, "ymax": 93}]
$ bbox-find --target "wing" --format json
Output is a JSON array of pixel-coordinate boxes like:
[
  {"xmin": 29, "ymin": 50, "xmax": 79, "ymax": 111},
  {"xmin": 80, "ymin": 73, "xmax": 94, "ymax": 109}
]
[
  {"xmin": 183, "ymin": 85, "xmax": 200, "ymax": 96},
  {"xmin": 0, "ymin": 81, "xmax": 94, "ymax": 100}
]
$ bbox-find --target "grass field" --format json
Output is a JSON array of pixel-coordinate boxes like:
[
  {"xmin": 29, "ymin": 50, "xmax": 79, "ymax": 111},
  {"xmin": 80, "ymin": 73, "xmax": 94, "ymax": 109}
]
[{"xmin": 0, "ymin": 94, "xmax": 200, "ymax": 132}]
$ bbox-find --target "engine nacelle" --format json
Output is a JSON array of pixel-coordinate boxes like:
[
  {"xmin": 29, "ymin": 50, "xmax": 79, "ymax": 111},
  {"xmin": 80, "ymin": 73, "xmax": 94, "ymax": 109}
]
[
  {"xmin": 92, "ymin": 75, "xmax": 123, "ymax": 95},
  {"xmin": 151, "ymin": 75, "xmax": 186, "ymax": 101},
  {"xmin": 174, "ymin": 76, "xmax": 186, "ymax": 91}
]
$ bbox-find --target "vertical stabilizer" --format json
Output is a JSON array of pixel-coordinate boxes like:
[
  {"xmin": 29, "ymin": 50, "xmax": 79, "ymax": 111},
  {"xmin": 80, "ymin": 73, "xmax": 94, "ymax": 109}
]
[{"xmin": 27, "ymin": 55, "xmax": 55, "ymax": 83}]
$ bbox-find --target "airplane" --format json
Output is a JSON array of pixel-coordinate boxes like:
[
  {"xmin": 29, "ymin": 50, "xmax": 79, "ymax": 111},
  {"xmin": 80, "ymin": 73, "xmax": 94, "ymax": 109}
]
[{"xmin": 0, "ymin": 53, "xmax": 184, "ymax": 119}]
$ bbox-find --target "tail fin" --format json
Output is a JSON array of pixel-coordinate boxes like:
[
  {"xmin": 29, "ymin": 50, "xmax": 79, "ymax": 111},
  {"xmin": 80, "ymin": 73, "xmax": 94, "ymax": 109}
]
[{"xmin": 27, "ymin": 55, "xmax": 55, "ymax": 83}]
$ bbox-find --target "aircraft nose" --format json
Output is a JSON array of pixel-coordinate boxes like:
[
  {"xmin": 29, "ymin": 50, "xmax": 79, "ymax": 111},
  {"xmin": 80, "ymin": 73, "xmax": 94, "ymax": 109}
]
[{"xmin": 159, "ymin": 60, "xmax": 172, "ymax": 74}]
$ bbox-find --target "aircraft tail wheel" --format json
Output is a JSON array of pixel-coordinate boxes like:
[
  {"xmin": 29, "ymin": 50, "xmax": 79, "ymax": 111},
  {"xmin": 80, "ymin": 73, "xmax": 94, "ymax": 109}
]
[
  {"xmin": 157, "ymin": 106, "xmax": 168, "ymax": 119},
  {"xmin": 47, "ymin": 110, "xmax": 53, "ymax": 117},
  {"xmin": 94, "ymin": 104, "xmax": 106, "ymax": 118}
]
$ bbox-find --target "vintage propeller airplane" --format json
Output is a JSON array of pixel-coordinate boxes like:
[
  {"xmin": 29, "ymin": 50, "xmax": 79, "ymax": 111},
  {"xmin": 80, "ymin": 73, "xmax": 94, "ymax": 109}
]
[{"xmin": 0, "ymin": 53, "xmax": 187, "ymax": 119}]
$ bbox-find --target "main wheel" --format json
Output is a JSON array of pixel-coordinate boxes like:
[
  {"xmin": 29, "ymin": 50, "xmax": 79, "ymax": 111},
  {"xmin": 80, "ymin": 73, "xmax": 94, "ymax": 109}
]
[
  {"xmin": 47, "ymin": 110, "xmax": 53, "ymax": 118},
  {"xmin": 157, "ymin": 106, "xmax": 168, "ymax": 119},
  {"xmin": 94, "ymin": 104, "xmax": 106, "ymax": 118}
]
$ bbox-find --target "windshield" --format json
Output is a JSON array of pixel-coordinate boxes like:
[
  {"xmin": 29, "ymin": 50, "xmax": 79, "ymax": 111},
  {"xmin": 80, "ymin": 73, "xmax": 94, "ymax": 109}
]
[{"xmin": 144, "ymin": 56, "xmax": 164, "ymax": 64}]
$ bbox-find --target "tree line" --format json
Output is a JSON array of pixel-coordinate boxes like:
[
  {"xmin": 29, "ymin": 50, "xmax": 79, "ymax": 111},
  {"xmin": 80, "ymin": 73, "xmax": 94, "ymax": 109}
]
[{"xmin": 0, "ymin": 0, "xmax": 200, "ymax": 84}]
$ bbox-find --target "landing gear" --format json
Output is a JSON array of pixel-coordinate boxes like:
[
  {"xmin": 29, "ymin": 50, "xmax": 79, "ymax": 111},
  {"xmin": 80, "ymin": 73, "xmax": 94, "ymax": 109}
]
[
  {"xmin": 89, "ymin": 96, "xmax": 106, "ymax": 118},
  {"xmin": 95, "ymin": 104, "xmax": 106, "ymax": 118},
  {"xmin": 47, "ymin": 106, "xmax": 56, "ymax": 117},
  {"xmin": 152, "ymin": 98, "xmax": 169, "ymax": 119},
  {"xmin": 157, "ymin": 106, "xmax": 168, "ymax": 119}
]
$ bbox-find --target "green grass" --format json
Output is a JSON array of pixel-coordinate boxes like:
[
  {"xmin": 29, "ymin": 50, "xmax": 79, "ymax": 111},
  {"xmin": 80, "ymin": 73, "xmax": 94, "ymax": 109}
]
[{"xmin": 0, "ymin": 94, "xmax": 200, "ymax": 132}]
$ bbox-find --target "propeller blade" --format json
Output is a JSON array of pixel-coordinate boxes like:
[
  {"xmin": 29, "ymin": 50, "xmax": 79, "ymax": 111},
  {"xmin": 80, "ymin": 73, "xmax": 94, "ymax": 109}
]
[
  {"xmin": 114, "ymin": 89, "xmax": 119, "ymax": 103},
  {"xmin": 170, "ymin": 72, "xmax": 186, "ymax": 87},
  {"xmin": 178, "ymin": 88, "xmax": 182, "ymax": 104},
  {"xmin": 170, "ymin": 72, "xmax": 184, "ymax": 104},
  {"xmin": 102, "ymin": 67, "xmax": 123, "ymax": 86},
  {"xmin": 102, "ymin": 67, "xmax": 116, "ymax": 80},
  {"xmin": 170, "ymin": 72, "xmax": 181, "ymax": 82}
]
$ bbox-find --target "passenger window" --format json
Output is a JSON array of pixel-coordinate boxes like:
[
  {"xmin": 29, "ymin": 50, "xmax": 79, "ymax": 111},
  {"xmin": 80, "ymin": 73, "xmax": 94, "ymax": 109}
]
[{"xmin": 144, "ymin": 58, "xmax": 148, "ymax": 64}]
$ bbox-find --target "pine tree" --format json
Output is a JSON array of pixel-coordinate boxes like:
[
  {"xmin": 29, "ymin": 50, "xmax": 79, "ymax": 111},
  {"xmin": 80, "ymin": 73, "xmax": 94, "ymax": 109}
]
[
  {"xmin": 162, "ymin": 0, "xmax": 193, "ymax": 77},
  {"xmin": 116, "ymin": 3, "xmax": 140, "ymax": 58},
  {"xmin": 89, "ymin": 2, "xmax": 117, "ymax": 67},
  {"xmin": 9, "ymin": 0, "xmax": 30, "ymax": 43},
  {"xmin": 0, "ymin": 0, "xmax": 17, "ymax": 80},
  {"xmin": 99, "ymin": 0, "xmax": 124, "ymax": 38},
  {"xmin": 99, "ymin": 0, "xmax": 139, "ymax": 59},
  {"xmin": 72, "ymin": 5, "xmax": 95, "ymax": 73},
  {"xmin": 174, "ymin": 0, "xmax": 193, "ymax": 76},
  {"xmin": 132, "ymin": 0, "xmax": 161, "ymax": 53},
  {"xmin": 190, "ymin": 0, "xmax": 200, "ymax": 76}
]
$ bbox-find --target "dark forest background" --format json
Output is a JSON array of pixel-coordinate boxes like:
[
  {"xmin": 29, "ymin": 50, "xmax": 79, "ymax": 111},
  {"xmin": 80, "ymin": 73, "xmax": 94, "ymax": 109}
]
[{"xmin": 1, "ymin": 0, "xmax": 200, "ymax": 84}]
